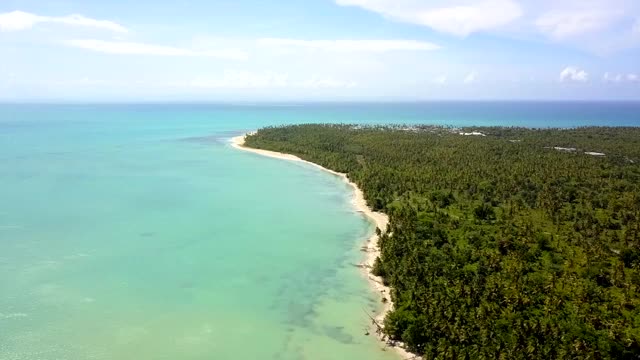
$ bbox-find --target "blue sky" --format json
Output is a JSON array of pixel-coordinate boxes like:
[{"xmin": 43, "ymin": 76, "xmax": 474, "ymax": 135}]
[{"xmin": 0, "ymin": 0, "xmax": 639, "ymax": 101}]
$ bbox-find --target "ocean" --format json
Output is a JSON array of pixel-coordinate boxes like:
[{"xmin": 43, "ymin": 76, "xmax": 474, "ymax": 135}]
[{"xmin": 1, "ymin": 102, "xmax": 639, "ymax": 360}]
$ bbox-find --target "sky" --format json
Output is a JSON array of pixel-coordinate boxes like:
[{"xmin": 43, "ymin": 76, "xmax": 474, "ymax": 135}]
[{"xmin": 0, "ymin": 0, "xmax": 639, "ymax": 101}]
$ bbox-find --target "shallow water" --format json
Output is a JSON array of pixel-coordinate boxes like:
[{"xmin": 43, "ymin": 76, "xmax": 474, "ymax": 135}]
[{"xmin": 1, "ymin": 103, "xmax": 639, "ymax": 360}]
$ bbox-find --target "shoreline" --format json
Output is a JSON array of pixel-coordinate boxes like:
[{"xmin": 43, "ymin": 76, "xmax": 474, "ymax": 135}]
[{"xmin": 230, "ymin": 134, "xmax": 414, "ymax": 359}]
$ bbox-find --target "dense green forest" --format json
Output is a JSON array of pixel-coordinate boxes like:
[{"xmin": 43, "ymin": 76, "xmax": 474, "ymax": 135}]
[{"xmin": 245, "ymin": 125, "xmax": 640, "ymax": 359}]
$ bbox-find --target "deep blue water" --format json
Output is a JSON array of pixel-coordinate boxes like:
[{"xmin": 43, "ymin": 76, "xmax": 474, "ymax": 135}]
[{"xmin": 2, "ymin": 101, "xmax": 640, "ymax": 129}]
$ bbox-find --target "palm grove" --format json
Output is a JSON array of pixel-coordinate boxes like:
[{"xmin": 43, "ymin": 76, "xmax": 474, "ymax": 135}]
[{"xmin": 245, "ymin": 125, "xmax": 640, "ymax": 359}]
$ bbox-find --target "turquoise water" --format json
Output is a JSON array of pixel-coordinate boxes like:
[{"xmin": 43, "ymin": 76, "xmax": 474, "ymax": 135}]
[{"xmin": 1, "ymin": 103, "xmax": 639, "ymax": 360}]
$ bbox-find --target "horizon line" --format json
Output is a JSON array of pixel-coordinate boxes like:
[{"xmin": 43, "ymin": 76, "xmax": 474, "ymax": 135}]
[{"xmin": 2, "ymin": 99, "xmax": 640, "ymax": 105}]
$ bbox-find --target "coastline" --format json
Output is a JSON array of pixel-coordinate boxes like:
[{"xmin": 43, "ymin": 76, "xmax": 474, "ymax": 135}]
[{"xmin": 230, "ymin": 134, "xmax": 414, "ymax": 359}]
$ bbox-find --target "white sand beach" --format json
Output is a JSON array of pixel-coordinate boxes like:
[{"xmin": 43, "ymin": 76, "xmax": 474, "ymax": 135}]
[{"xmin": 231, "ymin": 134, "xmax": 414, "ymax": 359}]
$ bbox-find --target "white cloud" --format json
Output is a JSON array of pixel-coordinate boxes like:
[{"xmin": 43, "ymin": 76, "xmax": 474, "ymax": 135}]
[
  {"xmin": 530, "ymin": 2, "xmax": 640, "ymax": 53},
  {"xmin": 603, "ymin": 72, "xmax": 623, "ymax": 83},
  {"xmin": 335, "ymin": 0, "xmax": 522, "ymax": 36},
  {"xmin": 335, "ymin": 0, "xmax": 640, "ymax": 52},
  {"xmin": 301, "ymin": 77, "xmax": 357, "ymax": 89},
  {"xmin": 175, "ymin": 71, "xmax": 356, "ymax": 89},
  {"xmin": 535, "ymin": 8, "xmax": 623, "ymax": 39},
  {"xmin": 603, "ymin": 72, "xmax": 639, "ymax": 83},
  {"xmin": 257, "ymin": 38, "xmax": 440, "ymax": 51},
  {"xmin": 464, "ymin": 71, "xmax": 478, "ymax": 84},
  {"xmin": 560, "ymin": 67, "xmax": 588, "ymax": 82},
  {"xmin": 433, "ymin": 75, "xmax": 448, "ymax": 85},
  {"xmin": 63, "ymin": 39, "xmax": 248, "ymax": 60},
  {"xmin": 187, "ymin": 71, "xmax": 289, "ymax": 89},
  {"xmin": 0, "ymin": 10, "xmax": 126, "ymax": 33}
]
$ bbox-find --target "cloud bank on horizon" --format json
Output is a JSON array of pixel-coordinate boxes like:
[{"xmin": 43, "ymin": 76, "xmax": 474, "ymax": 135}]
[{"xmin": 0, "ymin": 0, "xmax": 638, "ymax": 101}]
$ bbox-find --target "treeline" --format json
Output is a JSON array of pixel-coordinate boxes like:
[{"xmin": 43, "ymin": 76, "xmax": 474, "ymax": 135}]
[{"xmin": 245, "ymin": 124, "xmax": 640, "ymax": 359}]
